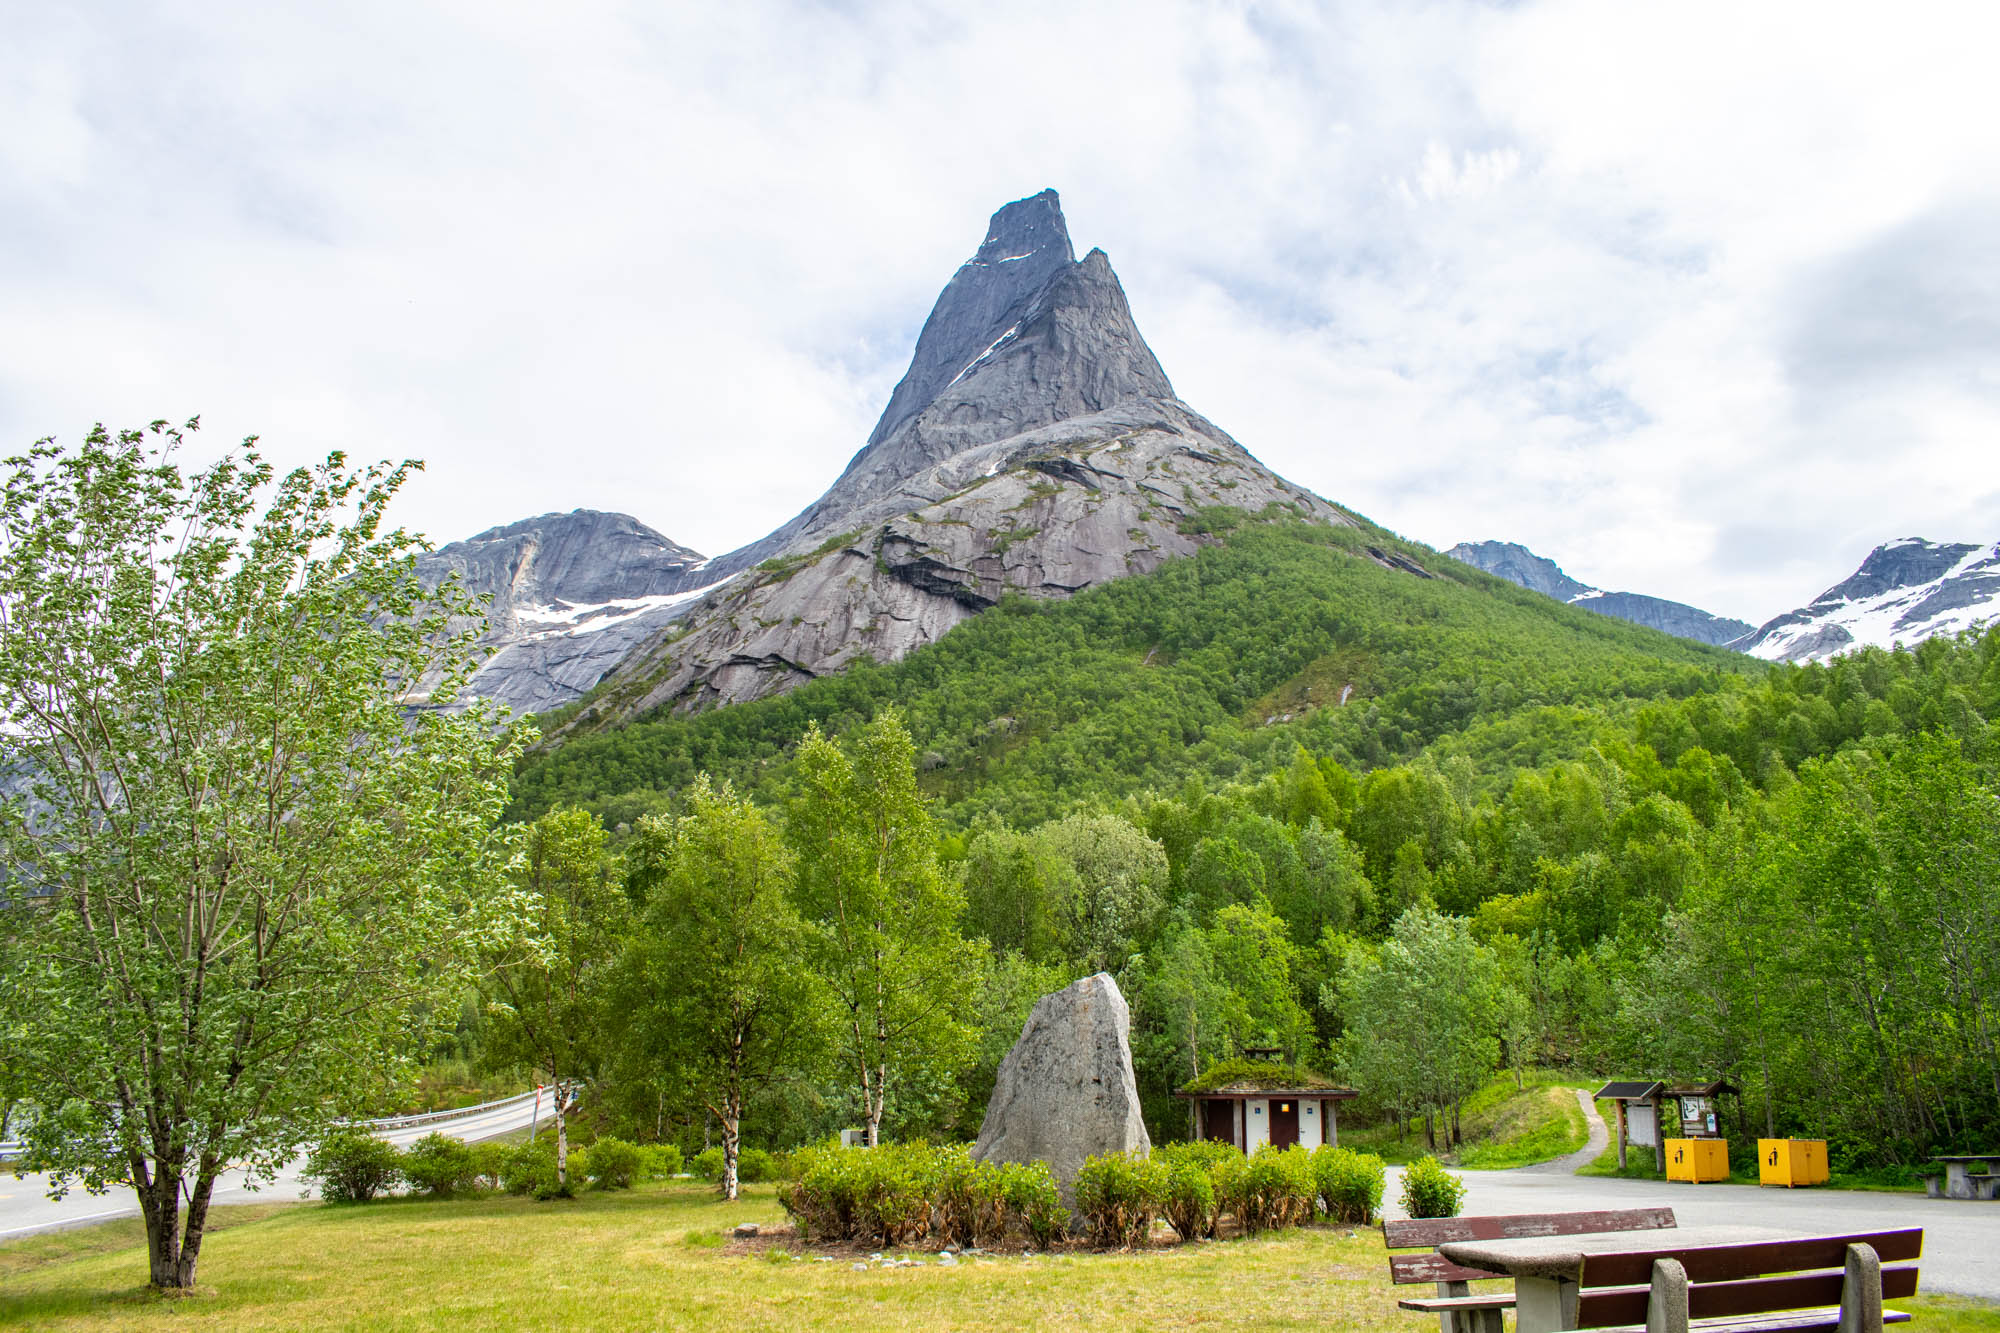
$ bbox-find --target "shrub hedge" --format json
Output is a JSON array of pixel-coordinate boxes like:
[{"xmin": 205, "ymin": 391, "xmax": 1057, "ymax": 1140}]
[
  {"xmin": 400, "ymin": 1132, "xmax": 478, "ymax": 1197},
  {"xmin": 303, "ymin": 1129, "xmax": 403, "ymax": 1203},
  {"xmin": 1399, "ymin": 1155, "xmax": 1466, "ymax": 1218},
  {"xmin": 1073, "ymin": 1150, "xmax": 1167, "ymax": 1248}
]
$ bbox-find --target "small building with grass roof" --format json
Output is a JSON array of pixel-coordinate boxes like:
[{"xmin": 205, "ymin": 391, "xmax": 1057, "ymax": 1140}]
[{"xmin": 1174, "ymin": 1051, "xmax": 1358, "ymax": 1153}]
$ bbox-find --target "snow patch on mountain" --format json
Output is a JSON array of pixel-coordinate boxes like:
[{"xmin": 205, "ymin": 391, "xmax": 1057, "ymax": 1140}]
[{"xmin": 1732, "ymin": 539, "xmax": 2000, "ymax": 663}]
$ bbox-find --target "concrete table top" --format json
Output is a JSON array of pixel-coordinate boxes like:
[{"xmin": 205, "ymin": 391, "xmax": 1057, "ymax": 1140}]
[{"xmin": 1438, "ymin": 1224, "xmax": 1799, "ymax": 1281}]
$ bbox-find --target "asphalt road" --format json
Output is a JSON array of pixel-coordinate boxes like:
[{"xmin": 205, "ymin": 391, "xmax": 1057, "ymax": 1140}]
[{"xmin": 0, "ymin": 1090, "xmax": 554, "ymax": 1242}]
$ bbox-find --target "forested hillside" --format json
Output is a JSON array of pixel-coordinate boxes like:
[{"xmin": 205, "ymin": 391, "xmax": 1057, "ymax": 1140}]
[
  {"xmin": 514, "ymin": 519, "xmax": 1745, "ymax": 829},
  {"xmin": 500, "ymin": 512, "xmax": 2000, "ymax": 1177}
]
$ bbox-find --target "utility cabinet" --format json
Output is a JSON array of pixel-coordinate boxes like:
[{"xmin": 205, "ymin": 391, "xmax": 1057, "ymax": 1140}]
[
  {"xmin": 1666, "ymin": 1137, "xmax": 1729, "ymax": 1182},
  {"xmin": 1758, "ymin": 1138, "xmax": 1829, "ymax": 1187}
]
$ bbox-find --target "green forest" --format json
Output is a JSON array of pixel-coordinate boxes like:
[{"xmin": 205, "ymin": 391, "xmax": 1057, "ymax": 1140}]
[{"xmin": 494, "ymin": 520, "xmax": 2000, "ymax": 1182}]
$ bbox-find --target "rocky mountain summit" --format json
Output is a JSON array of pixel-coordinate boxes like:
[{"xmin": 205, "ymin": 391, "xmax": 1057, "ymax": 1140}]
[
  {"xmin": 1447, "ymin": 540, "xmax": 1752, "ymax": 647},
  {"xmin": 1731, "ymin": 537, "xmax": 2000, "ymax": 663},
  {"xmin": 413, "ymin": 511, "xmax": 721, "ymax": 714},
  {"xmin": 555, "ymin": 190, "xmax": 1360, "ymax": 724}
]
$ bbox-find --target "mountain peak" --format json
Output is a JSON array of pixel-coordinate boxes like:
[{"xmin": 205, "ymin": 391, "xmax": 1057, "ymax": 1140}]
[
  {"xmin": 971, "ymin": 188, "xmax": 1072, "ymax": 267},
  {"xmin": 865, "ymin": 189, "xmax": 1078, "ymax": 452},
  {"xmin": 1734, "ymin": 536, "xmax": 2000, "ymax": 662}
]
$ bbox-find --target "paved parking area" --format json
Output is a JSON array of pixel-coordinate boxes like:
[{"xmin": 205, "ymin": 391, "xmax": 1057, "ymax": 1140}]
[{"xmin": 1385, "ymin": 1163, "xmax": 2000, "ymax": 1300}]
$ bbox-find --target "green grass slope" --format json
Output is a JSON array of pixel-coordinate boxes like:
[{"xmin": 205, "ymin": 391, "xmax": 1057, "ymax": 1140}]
[{"xmin": 513, "ymin": 520, "xmax": 1752, "ymax": 828}]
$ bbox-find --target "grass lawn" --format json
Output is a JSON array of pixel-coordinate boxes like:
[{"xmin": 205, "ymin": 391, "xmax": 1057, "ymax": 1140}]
[
  {"xmin": 6, "ymin": 1182, "xmax": 1993, "ymax": 1331},
  {"xmin": 1342, "ymin": 1072, "xmax": 1593, "ymax": 1168}
]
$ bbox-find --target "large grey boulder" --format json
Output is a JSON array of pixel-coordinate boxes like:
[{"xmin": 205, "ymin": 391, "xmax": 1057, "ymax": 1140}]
[{"xmin": 972, "ymin": 972, "xmax": 1150, "ymax": 1203}]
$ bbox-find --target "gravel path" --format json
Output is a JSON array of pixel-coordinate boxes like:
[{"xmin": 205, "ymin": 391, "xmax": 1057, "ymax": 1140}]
[{"xmin": 1518, "ymin": 1088, "xmax": 1608, "ymax": 1174}]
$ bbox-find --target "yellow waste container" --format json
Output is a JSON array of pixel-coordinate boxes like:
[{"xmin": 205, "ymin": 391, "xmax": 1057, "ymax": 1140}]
[
  {"xmin": 1666, "ymin": 1138, "xmax": 1729, "ymax": 1182},
  {"xmin": 1759, "ymin": 1138, "xmax": 1829, "ymax": 1186}
]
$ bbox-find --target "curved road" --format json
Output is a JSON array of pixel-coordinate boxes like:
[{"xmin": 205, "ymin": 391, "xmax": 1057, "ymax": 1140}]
[{"xmin": 0, "ymin": 1089, "xmax": 557, "ymax": 1242}]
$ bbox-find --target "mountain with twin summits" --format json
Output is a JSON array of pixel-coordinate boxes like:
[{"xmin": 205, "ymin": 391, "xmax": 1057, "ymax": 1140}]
[
  {"xmin": 412, "ymin": 511, "xmax": 722, "ymax": 714},
  {"xmin": 1730, "ymin": 538, "xmax": 2000, "ymax": 663},
  {"xmin": 1446, "ymin": 540, "xmax": 1754, "ymax": 647},
  {"xmin": 551, "ymin": 189, "xmax": 1364, "ymax": 724}
]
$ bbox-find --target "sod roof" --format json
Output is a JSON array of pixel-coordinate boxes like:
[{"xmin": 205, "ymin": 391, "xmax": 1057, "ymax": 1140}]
[{"xmin": 1176, "ymin": 1059, "xmax": 1348, "ymax": 1096}]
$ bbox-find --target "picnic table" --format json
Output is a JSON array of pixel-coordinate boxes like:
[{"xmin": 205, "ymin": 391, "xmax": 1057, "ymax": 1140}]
[
  {"xmin": 1930, "ymin": 1154, "xmax": 2000, "ymax": 1200},
  {"xmin": 1437, "ymin": 1225, "xmax": 1796, "ymax": 1331}
]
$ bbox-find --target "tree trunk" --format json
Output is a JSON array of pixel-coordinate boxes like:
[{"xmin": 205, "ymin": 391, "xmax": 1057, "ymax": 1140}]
[
  {"xmin": 135, "ymin": 1154, "xmax": 208, "ymax": 1291},
  {"xmin": 1424, "ymin": 1113, "xmax": 1436, "ymax": 1150},
  {"xmin": 720, "ymin": 1100, "xmax": 741, "ymax": 1201},
  {"xmin": 552, "ymin": 1078, "xmax": 570, "ymax": 1190}
]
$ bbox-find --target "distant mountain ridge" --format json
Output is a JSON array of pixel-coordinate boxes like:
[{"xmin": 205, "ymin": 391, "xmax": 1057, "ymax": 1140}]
[
  {"xmin": 1446, "ymin": 540, "xmax": 1753, "ymax": 647},
  {"xmin": 1732, "ymin": 537, "xmax": 2000, "ymax": 663},
  {"xmin": 412, "ymin": 511, "xmax": 719, "ymax": 714}
]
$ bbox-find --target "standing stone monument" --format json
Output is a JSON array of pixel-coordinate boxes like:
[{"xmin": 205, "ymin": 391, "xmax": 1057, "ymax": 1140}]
[{"xmin": 972, "ymin": 971, "xmax": 1150, "ymax": 1202}]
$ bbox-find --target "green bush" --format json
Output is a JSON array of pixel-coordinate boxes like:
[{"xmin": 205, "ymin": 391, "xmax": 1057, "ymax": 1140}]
[
  {"xmin": 691, "ymin": 1146, "xmax": 725, "ymax": 1182},
  {"xmin": 1399, "ymin": 1155, "xmax": 1466, "ymax": 1218},
  {"xmin": 937, "ymin": 1146, "xmax": 1006, "ymax": 1247},
  {"xmin": 1311, "ymin": 1146, "xmax": 1386, "ymax": 1223},
  {"xmin": 1236, "ymin": 1144, "xmax": 1316, "ymax": 1234},
  {"xmin": 1159, "ymin": 1154, "xmax": 1218, "ymax": 1240},
  {"xmin": 737, "ymin": 1147, "xmax": 777, "ymax": 1183},
  {"xmin": 1074, "ymin": 1150, "xmax": 1167, "ymax": 1249},
  {"xmin": 1156, "ymin": 1138, "xmax": 1240, "ymax": 1171},
  {"xmin": 468, "ymin": 1141, "xmax": 510, "ymax": 1192},
  {"xmin": 779, "ymin": 1141, "xmax": 863, "ymax": 1241},
  {"xmin": 853, "ymin": 1142, "xmax": 942, "ymax": 1246},
  {"xmin": 998, "ymin": 1160, "xmax": 1068, "ymax": 1248},
  {"xmin": 303, "ymin": 1129, "xmax": 403, "ymax": 1203},
  {"xmin": 1208, "ymin": 1151, "xmax": 1250, "ymax": 1228},
  {"xmin": 586, "ymin": 1136, "xmax": 642, "ymax": 1190},
  {"xmin": 400, "ymin": 1132, "xmax": 477, "ymax": 1198},
  {"xmin": 639, "ymin": 1143, "xmax": 684, "ymax": 1180},
  {"xmin": 502, "ymin": 1138, "xmax": 576, "ymax": 1200}
]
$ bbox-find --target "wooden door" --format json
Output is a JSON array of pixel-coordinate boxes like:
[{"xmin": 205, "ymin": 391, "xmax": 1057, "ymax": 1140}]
[
  {"xmin": 1269, "ymin": 1099, "xmax": 1299, "ymax": 1149},
  {"xmin": 1202, "ymin": 1099, "xmax": 1236, "ymax": 1145}
]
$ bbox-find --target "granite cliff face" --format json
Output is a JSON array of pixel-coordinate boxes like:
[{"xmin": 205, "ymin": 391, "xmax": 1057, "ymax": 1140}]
[
  {"xmin": 1447, "ymin": 540, "xmax": 1752, "ymax": 647},
  {"xmin": 1730, "ymin": 537, "xmax": 2000, "ymax": 663},
  {"xmin": 412, "ymin": 511, "xmax": 720, "ymax": 714},
  {"xmin": 564, "ymin": 190, "xmax": 1358, "ymax": 723}
]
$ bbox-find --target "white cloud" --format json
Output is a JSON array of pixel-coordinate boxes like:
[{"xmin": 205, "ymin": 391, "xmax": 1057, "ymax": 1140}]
[{"xmin": 2, "ymin": 0, "xmax": 1997, "ymax": 627}]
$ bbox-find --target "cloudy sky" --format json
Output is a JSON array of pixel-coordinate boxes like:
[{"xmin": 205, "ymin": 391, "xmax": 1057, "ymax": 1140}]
[{"xmin": 6, "ymin": 1, "xmax": 1997, "ymax": 623}]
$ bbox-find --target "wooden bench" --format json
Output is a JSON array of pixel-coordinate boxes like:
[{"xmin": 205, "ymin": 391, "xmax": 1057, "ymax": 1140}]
[
  {"xmin": 1569, "ymin": 1228, "xmax": 1922, "ymax": 1332},
  {"xmin": 1384, "ymin": 1208, "xmax": 1677, "ymax": 1333}
]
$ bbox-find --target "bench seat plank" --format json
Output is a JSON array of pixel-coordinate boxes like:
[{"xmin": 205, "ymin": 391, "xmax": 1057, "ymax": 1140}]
[
  {"xmin": 1395, "ymin": 1295, "xmax": 1517, "ymax": 1313},
  {"xmin": 1590, "ymin": 1309, "xmax": 1910, "ymax": 1332}
]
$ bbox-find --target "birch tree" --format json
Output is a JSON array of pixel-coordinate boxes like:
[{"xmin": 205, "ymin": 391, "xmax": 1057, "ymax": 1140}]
[
  {"xmin": 618, "ymin": 778, "xmax": 827, "ymax": 1199},
  {"xmin": 787, "ymin": 713, "xmax": 984, "ymax": 1146},
  {"xmin": 0, "ymin": 421, "xmax": 525, "ymax": 1290},
  {"xmin": 478, "ymin": 805, "xmax": 625, "ymax": 1193}
]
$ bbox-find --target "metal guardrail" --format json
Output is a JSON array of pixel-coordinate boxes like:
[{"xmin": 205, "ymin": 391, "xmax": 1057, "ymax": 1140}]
[
  {"xmin": 339, "ymin": 1088, "xmax": 547, "ymax": 1132},
  {"xmin": 0, "ymin": 1085, "xmax": 576, "ymax": 1160}
]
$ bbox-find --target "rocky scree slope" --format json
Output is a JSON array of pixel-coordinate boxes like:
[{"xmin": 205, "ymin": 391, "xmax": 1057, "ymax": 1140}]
[
  {"xmin": 1731, "ymin": 537, "xmax": 2000, "ymax": 663},
  {"xmin": 564, "ymin": 189, "xmax": 1367, "ymax": 725},
  {"xmin": 1447, "ymin": 540, "xmax": 1752, "ymax": 647},
  {"xmin": 413, "ymin": 510, "xmax": 720, "ymax": 714}
]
